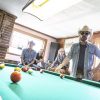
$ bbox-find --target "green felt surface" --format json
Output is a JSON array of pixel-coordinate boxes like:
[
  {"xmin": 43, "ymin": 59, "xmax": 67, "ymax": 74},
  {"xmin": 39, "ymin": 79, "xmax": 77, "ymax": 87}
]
[{"xmin": 0, "ymin": 66, "xmax": 100, "ymax": 100}]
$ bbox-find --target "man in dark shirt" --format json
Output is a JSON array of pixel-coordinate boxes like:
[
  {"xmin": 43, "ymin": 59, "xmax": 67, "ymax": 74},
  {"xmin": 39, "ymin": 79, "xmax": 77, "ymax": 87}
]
[{"xmin": 55, "ymin": 25, "xmax": 100, "ymax": 80}]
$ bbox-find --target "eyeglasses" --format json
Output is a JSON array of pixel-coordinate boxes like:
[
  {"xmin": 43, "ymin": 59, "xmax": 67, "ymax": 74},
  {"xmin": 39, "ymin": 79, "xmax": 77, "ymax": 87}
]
[{"xmin": 79, "ymin": 31, "xmax": 90, "ymax": 35}]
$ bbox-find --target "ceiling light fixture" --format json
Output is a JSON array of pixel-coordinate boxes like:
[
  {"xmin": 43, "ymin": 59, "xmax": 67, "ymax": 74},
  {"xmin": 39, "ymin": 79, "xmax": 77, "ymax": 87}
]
[{"xmin": 22, "ymin": 0, "xmax": 82, "ymax": 21}]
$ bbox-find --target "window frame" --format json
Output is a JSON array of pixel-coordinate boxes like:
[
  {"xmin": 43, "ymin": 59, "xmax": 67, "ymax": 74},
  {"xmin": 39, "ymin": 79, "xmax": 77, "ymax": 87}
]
[{"xmin": 7, "ymin": 28, "xmax": 47, "ymax": 56}]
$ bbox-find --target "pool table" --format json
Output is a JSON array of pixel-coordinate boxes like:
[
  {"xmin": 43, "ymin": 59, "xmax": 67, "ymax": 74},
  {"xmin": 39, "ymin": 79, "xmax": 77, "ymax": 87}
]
[{"xmin": 0, "ymin": 63, "xmax": 100, "ymax": 100}]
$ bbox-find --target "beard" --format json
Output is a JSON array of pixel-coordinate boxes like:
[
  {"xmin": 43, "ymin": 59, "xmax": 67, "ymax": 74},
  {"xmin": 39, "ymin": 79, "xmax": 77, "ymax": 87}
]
[{"xmin": 80, "ymin": 36, "xmax": 87, "ymax": 42}]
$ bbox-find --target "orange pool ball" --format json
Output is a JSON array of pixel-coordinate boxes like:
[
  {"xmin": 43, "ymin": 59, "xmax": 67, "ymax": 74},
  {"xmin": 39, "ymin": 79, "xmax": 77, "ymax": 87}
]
[
  {"xmin": 22, "ymin": 67, "xmax": 29, "ymax": 72},
  {"xmin": 10, "ymin": 71, "xmax": 21, "ymax": 83}
]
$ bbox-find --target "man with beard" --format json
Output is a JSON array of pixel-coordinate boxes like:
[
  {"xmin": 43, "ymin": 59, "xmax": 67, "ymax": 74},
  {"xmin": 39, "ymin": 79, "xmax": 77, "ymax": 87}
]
[{"xmin": 55, "ymin": 25, "xmax": 100, "ymax": 80}]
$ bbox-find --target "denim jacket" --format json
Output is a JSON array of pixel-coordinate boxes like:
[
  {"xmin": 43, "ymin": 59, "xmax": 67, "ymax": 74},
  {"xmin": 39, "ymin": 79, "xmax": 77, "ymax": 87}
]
[
  {"xmin": 21, "ymin": 48, "xmax": 37, "ymax": 64},
  {"xmin": 67, "ymin": 42, "xmax": 100, "ymax": 79},
  {"xmin": 51, "ymin": 54, "xmax": 66, "ymax": 67}
]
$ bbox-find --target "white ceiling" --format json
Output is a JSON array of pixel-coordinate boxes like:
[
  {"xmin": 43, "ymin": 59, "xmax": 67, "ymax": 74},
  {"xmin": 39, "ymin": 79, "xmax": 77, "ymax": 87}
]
[{"xmin": 0, "ymin": 0, "xmax": 100, "ymax": 38}]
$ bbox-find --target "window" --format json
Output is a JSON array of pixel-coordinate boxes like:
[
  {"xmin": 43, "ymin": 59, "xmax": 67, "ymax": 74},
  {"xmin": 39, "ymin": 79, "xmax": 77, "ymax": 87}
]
[
  {"xmin": 8, "ymin": 31, "xmax": 45, "ymax": 55},
  {"xmin": 64, "ymin": 37, "xmax": 79, "ymax": 54}
]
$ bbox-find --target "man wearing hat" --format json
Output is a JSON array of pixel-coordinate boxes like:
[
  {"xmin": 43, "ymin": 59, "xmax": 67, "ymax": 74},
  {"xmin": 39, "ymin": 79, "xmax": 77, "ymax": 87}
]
[
  {"xmin": 55, "ymin": 25, "xmax": 100, "ymax": 80},
  {"xmin": 21, "ymin": 41, "xmax": 37, "ymax": 67}
]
